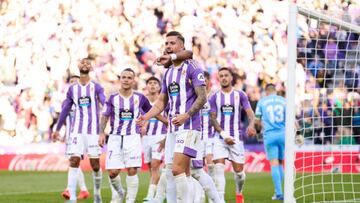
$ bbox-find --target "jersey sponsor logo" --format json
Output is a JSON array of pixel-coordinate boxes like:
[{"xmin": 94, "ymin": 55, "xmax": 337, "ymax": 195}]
[
  {"xmin": 78, "ymin": 96, "xmax": 91, "ymax": 107},
  {"xmin": 201, "ymin": 103, "xmax": 210, "ymax": 116},
  {"xmin": 120, "ymin": 109, "xmax": 134, "ymax": 121},
  {"xmin": 168, "ymin": 82, "xmax": 180, "ymax": 96},
  {"xmin": 221, "ymin": 104, "xmax": 234, "ymax": 115}
]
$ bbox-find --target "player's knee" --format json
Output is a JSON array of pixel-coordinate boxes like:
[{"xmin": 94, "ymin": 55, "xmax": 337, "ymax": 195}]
[
  {"xmin": 89, "ymin": 159, "xmax": 100, "ymax": 171},
  {"xmin": 69, "ymin": 156, "xmax": 80, "ymax": 167},
  {"xmin": 127, "ymin": 167, "xmax": 138, "ymax": 176},
  {"xmin": 233, "ymin": 164, "xmax": 244, "ymax": 173},
  {"xmin": 108, "ymin": 169, "xmax": 119, "ymax": 179}
]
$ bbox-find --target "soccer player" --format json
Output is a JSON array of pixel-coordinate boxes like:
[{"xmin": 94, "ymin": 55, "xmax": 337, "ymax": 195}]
[
  {"xmin": 191, "ymin": 71, "xmax": 221, "ymax": 203},
  {"xmin": 137, "ymin": 31, "xmax": 207, "ymax": 203},
  {"xmin": 99, "ymin": 68, "xmax": 163, "ymax": 203},
  {"xmin": 209, "ymin": 67, "xmax": 256, "ymax": 203},
  {"xmin": 142, "ymin": 76, "xmax": 168, "ymax": 202},
  {"xmin": 53, "ymin": 58, "xmax": 105, "ymax": 203},
  {"xmin": 60, "ymin": 74, "xmax": 90, "ymax": 200},
  {"xmin": 254, "ymin": 84, "xmax": 286, "ymax": 200}
]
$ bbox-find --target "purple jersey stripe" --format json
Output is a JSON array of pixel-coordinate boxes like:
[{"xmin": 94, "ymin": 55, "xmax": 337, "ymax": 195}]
[
  {"xmin": 127, "ymin": 96, "xmax": 134, "ymax": 134},
  {"xmin": 116, "ymin": 96, "xmax": 124, "ymax": 135},
  {"xmin": 220, "ymin": 93, "xmax": 225, "ymax": 131},
  {"xmin": 77, "ymin": 85, "xmax": 83, "ymax": 134},
  {"xmin": 174, "ymin": 67, "xmax": 182, "ymax": 132},
  {"xmin": 109, "ymin": 95, "xmax": 115, "ymax": 135},
  {"xmin": 229, "ymin": 91, "xmax": 235, "ymax": 136},
  {"xmin": 167, "ymin": 68, "xmax": 175, "ymax": 133},
  {"xmin": 86, "ymin": 84, "xmax": 92, "ymax": 134}
]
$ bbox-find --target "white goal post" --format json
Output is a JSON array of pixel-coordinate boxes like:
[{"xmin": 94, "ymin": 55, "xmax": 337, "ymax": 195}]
[{"xmin": 286, "ymin": 4, "xmax": 360, "ymax": 203}]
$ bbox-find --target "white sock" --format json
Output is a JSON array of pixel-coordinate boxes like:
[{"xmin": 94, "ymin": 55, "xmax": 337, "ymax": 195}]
[
  {"xmin": 192, "ymin": 168, "xmax": 221, "ymax": 203},
  {"xmin": 108, "ymin": 176, "xmax": 119, "ymax": 200},
  {"xmin": 110, "ymin": 175, "xmax": 124, "ymax": 198},
  {"xmin": 146, "ymin": 184, "xmax": 157, "ymax": 199},
  {"xmin": 165, "ymin": 166, "xmax": 176, "ymax": 202},
  {"xmin": 191, "ymin": 176, "xmax": 203, "ymax": 203},
  {"xmin": 188, "ymin": 176, "xmax": 195, "ymax": 203},
  {"xmin": 174, "ymin": 173, "xmax": 189, "ymax": 203},
  {"xmin": 77, "ymin": 168, "xmax": 87, "ymax": 191},
  {"xmin": 126, "ymin": 174, "xmax": 139, "ymax": 203},
  {"xmin": 154, "ymin": 168, "xmax": 167, "ymax": 203},
  {"xmin": 68, "ymin": 167, "xmax": 78, "ymax": 200},
  {"xmin": 214, "ymin": 163, "xmax": 225, "ymax": 201},
  {"xmin": 92, "ymin": 169, "xmax": 102, "ymax": 196},
  {"xmin": 234, "ymin": 171, "xmax": 246, "ymax": 194},
  {"xmin": 208, "ymin": 164, "xmax": 215, "ymax": 180}
]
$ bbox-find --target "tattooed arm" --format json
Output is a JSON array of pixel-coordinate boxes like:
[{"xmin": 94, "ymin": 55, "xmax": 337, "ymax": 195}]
[{"xmin": 172, "ymin": 86, "xmax": 207, "ymax": 126}]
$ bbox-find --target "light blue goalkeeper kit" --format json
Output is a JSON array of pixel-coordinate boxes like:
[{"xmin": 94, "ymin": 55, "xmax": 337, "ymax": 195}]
[{"xmin": 255, "ymin": 94, "xmax": 286, "ymax": 197}]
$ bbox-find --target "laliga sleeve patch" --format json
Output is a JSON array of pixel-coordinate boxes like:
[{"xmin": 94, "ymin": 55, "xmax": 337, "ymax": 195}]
[{"xmin": 197, "ymin": 73, "xmax": 205, "ymax": 81}]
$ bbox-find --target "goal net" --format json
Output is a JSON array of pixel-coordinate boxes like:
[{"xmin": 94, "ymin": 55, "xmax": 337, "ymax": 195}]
[{"xmin": 285, "ymin": 5, "xmax": 360, "ymax": 203}]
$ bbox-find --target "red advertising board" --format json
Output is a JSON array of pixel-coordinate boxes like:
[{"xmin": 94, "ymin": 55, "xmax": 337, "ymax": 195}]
[{"xmin": 1, "ymin": 144, "xmax": 359, "ymax": 173}]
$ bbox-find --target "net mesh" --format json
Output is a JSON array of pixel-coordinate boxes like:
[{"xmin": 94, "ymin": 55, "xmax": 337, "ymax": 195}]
[{"xmin": 294, "ymin": 6, "xmax": 360, "ymax": 203}]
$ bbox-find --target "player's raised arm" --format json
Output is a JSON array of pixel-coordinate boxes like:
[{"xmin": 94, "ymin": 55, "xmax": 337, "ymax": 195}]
[{"xmin": 156, "ymin": 50, "xmax": 193, "ymax": 68}]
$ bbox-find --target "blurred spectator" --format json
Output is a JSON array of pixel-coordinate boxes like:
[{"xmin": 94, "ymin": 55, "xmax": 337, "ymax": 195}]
[{"xmin": 0, "ymin": 0, "xmax": 359, "ymax": 145}]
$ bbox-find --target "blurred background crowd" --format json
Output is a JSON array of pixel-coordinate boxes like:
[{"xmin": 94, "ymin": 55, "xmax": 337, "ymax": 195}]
[{"xmin": 0, "ymin": 0, "xmax": 359, "ymax": 145}]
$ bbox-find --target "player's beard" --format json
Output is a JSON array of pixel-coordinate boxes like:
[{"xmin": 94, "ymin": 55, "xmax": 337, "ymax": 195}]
[{"xmin": 80, "ymin": 69, "xmax": 90, "ymax": 74}]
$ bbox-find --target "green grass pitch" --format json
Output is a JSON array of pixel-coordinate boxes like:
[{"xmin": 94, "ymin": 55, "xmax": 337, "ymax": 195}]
[
  {"xmin": 1, "ymin": 171, "xmax": 359, "ymax": 203},
  {"xmin": 0, "ymin": 171, "xmax": 275, "ymax": 203}
]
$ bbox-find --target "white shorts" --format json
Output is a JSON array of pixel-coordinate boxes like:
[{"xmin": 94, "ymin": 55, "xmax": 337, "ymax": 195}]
[
  {"xmin": 143, "ymin": 134, "xmax": 166, "ymax": 163},
  {"xmin": 105, "ymin": 134, "xmax": 142, "ymax": 169},
  {"xmin": 205, "ymin": 138, "xmax": 215, "ymax": 156},
  {"xmin": 191, "ymin": 138, "xmax": 205, "ymax": 169},
  {"xmin": 213, "ymin": 135, "xmax": 245, "ymax": 164},
  {"xmin": 67, "ymin": 133, "xmax": 101, "ymax": 158},
  {"xmin": 165, "ymin": 130, "xmax": 200, "ymax": 165}
]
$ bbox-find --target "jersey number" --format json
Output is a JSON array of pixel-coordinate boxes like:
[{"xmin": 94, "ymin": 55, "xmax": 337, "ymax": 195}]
[{"xmin": 266, "ymin": 105, "xmax": 284, "ymax": 123}]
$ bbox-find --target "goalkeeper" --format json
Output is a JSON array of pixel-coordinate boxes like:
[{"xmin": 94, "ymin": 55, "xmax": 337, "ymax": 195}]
[{"xmin": 254, "ymin": 84, "xmax": 286, "ymax": 201}]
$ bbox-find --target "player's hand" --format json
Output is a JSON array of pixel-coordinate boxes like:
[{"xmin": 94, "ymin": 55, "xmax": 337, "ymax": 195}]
[
  {"xmin": 136, "ymin": 115, "xmax": 148, "ymax": 127},
  {"xmin": 171, "ymin": 113, "xmax": 190, "ymax": 127},
  {"xmin": 155, "ymin": 55, "xmax": 172, "ymax": 67},
  {"xmin": 52, "ymin": 131, "xmax": 60, "ymax": 142},
  {"xmin": 295, "ymin": 134, "xmax": 304, "ymax": 146},
  {"xmin": 99, "ymin": 133, "xmax": 106, "ymax": 148},
  {"xmin": 224, "ymin": 137, "xmax": 236, "ymax": 145},
  {"xmin": 157, "ymin": 138, "xmax": 166, "ymax": 152},
  {"xmin": 247, "ymin": 125, "xmax": 256, "ymax": 137}
]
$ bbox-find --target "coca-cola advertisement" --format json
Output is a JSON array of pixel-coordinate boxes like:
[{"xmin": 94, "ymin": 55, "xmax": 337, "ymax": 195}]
[{"xmin": 0, "ymin": 144, "xmax": 359, "ymax": 173}]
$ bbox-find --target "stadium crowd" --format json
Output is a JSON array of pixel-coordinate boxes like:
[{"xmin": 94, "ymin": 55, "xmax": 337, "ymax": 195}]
[{"xmin": 0, "ymin": 0, "xmax": 359, "ymax": 145}]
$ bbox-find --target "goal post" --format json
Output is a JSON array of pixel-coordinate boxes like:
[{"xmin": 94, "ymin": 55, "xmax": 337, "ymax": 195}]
[{"xmin": 286, "ymin": 4, "xmax": 360, "ymax": 203}]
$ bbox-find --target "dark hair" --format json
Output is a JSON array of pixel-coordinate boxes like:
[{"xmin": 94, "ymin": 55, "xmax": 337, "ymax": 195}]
[
  {"xmin": 265, "ymin": 83, "xmax": 276, "ymax": 91},
  {"xmin": 122, "ymin": 68, "xmax": 135, "ymax": 76},
  {"xmin": 218, "ymin": 67, "xmax": 233, "ymax": 75},
  {"xmin": 146, "ymin": 76, "xmax": 161, "ymax": 85},
  {"xmin": 166, "ymin": 31, "xmax": 185, "ymax": 44},
  {"xmin": 204, "ymin": 71, "xmax": 210, "ymax": 80}
]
